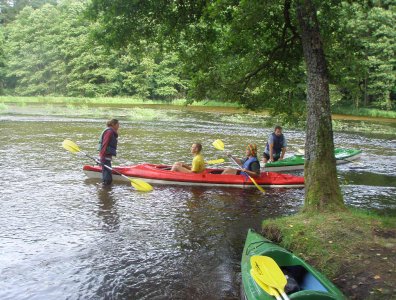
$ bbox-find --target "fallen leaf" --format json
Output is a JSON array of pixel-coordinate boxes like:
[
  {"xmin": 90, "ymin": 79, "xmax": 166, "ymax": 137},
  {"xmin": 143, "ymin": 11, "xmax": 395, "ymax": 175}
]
[{"xmin": 374, "ymin": 275, "xmax": 381, "ymax": 280}]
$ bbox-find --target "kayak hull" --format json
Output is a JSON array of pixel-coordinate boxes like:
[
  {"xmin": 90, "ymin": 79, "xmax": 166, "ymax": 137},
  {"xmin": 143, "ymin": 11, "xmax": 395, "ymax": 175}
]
[
  {"xmin": 83, "ymin": 163, "xmax": 305, "ymax": 188},
  {"xmin": 241, "ymin": 229, "xmax": 345, "ymax": 300},
  {"xmin": 263, "ymin": 148, "xmax": 362, "ymax": 172}
]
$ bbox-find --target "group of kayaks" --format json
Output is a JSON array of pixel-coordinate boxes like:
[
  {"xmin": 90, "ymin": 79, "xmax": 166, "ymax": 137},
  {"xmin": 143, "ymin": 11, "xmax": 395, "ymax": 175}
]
[
  {"xmin": 83, "ymin": 148, "xmax": 361, "ymax": 190},
  {"xmin": 82, "ymin": 148, "xmax": 359, "ymax": 299}
]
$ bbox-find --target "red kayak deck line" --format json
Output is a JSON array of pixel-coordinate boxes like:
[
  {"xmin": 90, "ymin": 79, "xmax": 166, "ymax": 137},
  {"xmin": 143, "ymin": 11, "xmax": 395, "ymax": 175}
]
[{"xmin": 83, "ymin": 164, "xmax": 305, "ymax": 188}]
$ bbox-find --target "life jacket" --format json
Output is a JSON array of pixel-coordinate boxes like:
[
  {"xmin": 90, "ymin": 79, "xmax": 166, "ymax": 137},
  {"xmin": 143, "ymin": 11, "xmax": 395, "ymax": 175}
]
[
  {"xmin": 97, "ymin": 127, "xmax": 118, "ymax": 156},
  {"xmin": 242, "ymin": 156, "xmax": 259, "ymax": 171},
  {"xmin": 265, "ymin": 133, "xmax": 284, "ymax": 155}
]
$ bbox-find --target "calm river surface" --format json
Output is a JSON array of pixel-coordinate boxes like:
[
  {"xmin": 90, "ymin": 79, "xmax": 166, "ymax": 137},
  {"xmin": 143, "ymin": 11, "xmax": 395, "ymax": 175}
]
[{"xmin": 0, "ymin": 105, "xmax": 395, "ymax": 299}]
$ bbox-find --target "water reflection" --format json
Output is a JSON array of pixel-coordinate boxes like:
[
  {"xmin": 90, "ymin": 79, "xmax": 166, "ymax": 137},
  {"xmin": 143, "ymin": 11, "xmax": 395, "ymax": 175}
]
[
  {"xmin": 0, "ymin": 111, "xmax": 395, "ymax": 299},
  {"xmin": 96, "ymin": 185, "xmax": 120, "ymax": 232}
]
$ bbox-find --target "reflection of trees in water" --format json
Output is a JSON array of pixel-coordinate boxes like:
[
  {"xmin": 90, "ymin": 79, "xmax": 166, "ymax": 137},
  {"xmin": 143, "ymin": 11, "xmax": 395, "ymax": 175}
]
[
  {"xmin": 97, "ymin": 186, "xmax": 120, "ymax": 231},
  {"xmin": 179, "ymin": 186, "xmax": 280, "ymax": 250},
  {"xmin": 171, "ymin": 186, "xmax": 277, "ymax": 299}
]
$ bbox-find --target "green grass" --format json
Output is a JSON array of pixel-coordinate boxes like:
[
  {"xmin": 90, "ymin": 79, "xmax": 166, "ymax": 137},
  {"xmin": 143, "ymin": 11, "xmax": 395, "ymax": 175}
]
[
  {"xmin": 0, "ymin": 96, "xmax": 241, "ymax": 107},
  {"xmin": 2, "ymin": 96, "xmax": 394, "ymax": 124},
  {"xmin": 261, "ymin": 209, "xmax": 395, "ymax": 278},
  {"xmin": 332, "ymin": 106, "xmax": 396, "ymax": 119},
  {"xmin": 0, "ymin": 102, "xmax": 8, "ymax": 111}
]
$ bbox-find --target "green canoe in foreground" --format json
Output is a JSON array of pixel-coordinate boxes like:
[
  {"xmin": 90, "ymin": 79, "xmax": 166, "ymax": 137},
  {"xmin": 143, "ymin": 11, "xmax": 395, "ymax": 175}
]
[
  {"xmin": 241, "ymin": 229, "xmax": 345, "ymax": 300},
  {"xmin": 263, "ymin": 148, "xmax": 362, "ymax": 172}
]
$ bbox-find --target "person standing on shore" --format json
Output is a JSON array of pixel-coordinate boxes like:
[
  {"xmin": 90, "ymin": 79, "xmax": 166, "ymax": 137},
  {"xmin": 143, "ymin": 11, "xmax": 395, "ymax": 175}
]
[
  {"xmin": 98, "ymin": 119, "xmax": 120, "ymax": 185},
  {"xmin": 263, "ymin": 125, "xmax": 287, "ymax": 163}
]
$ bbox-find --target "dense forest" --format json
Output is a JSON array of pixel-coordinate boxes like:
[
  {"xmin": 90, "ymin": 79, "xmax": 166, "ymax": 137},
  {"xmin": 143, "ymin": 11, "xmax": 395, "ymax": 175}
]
[{"xmin": 0, "ymin": 0, "xmax": 394, "ymax": 113}]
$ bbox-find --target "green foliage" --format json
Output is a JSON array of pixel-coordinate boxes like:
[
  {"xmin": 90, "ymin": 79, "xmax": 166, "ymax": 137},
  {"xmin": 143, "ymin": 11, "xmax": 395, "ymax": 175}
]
[
  {"xmin": 3, "ymin": 0, "xmax": 186, "ymax": 99},
  {"xmin": 328, "ymin": 2, "xmax": 395, "ymax": 110},
  {"xmin": 1, "ymin": 0, "xmax": 394, "ymax": 115},
  {"xmin": 86, "ymin": 0, "xmax": 394, "ymax": 117},
  {"xmin": 0, "ymin": 26, "xmax": 5, "ymax": 94},
  {"xmin": 0, "ymin": 0, "xmax": 58, "ymax": 25}
]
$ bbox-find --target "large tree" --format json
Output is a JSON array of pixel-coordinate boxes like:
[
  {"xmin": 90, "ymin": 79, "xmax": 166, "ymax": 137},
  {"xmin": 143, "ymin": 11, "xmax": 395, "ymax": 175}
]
[
  {"xmin": 296, "ymin": 0, "xmax": 343, "ymax": 211},
  {"xmin": 89, "ymin": 0, "xmax": 348, "ymax": 211}
]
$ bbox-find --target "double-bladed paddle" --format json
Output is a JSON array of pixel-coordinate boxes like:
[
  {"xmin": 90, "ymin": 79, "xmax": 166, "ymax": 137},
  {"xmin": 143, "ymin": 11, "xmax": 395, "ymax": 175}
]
[
  {"xmin": 212, "ymin": 139, "xmax": 265, "ymax": 193},
  {"xmin": 250, "ymin": 268, "xmax": 282, "ymax": 300},
  {"xmin": 250, "ymin": 255, "xmax": 290, "ymax": 300},
  {"xmin": 62, "ymin": 139, "xmax": 153, "ymax": 192}
]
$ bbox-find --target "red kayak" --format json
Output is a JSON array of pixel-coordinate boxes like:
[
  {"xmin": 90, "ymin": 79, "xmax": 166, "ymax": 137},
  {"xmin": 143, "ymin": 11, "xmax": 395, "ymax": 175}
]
[{"xmin": 83, "ymin": 164, "xmax": 304, "ymax": 189}]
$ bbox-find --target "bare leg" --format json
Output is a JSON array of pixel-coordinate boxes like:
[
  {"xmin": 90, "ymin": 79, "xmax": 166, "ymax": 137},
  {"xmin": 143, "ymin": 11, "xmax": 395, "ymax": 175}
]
[
  {"xmin": 171, "ymin": 162, "xmax": 192, "ymax": 173},
  {"xmin": 221, "ymin": 167, "xmax": 238, "ymax": 175}
]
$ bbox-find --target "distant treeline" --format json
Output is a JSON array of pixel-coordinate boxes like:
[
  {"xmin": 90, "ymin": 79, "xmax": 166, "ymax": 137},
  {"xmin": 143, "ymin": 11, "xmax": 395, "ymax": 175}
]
[
  {"xmin": 0, "ymin": 0, "xmax": 187, "ymax": 101},
  {"xmin": 0, "ymin": 0, "xmax": 394, "ymax": 111}
]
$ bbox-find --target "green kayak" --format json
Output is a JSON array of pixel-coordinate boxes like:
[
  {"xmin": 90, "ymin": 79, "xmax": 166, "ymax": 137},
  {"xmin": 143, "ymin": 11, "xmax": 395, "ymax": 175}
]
[
  {"xmin": 241, "ymin": 229, "xmax": 345, "ymax": 300},
  {"xmin": 263, "ymin": 148, "xmax": 362, "ymax": 172}
]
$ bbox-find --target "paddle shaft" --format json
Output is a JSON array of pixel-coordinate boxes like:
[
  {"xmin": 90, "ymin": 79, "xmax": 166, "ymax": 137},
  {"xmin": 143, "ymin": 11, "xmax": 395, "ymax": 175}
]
[
  {"xmin": 228, "ymin": 155, "xmax": 265, "ymax": 192},
  {"xmin": 212, "ymin": 139, "xmax": 264, "ymax": 193},
  {"xmin": 78, "ymin": 150, "xmax": 133, "ymax": 182}
]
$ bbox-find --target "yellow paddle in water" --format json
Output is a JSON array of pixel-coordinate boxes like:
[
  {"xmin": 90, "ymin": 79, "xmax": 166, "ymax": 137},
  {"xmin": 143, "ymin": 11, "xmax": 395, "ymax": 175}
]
[
  {"xmin": 62, "ymin": 139, "xmax": 153, "ymax": 192},
  {"xmin": 212, "ymin": 139, "xmax": 265, "ymax": 193},
  {"xmin": 251, "ymin": 255, "xmax": 290, "ymax": 300},
  {"xmin": 250, "ymin": 269, "xmax": 282, "ymax": 300}
]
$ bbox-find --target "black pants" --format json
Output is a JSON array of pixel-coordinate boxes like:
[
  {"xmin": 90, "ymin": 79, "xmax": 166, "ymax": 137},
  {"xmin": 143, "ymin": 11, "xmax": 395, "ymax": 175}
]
[
  {"xmin": 102, "ymin": 159, "xmax": 112, "ymax": 185},
  {"xmin": 263, "ymin": 152, "xmax": 280, "ymax": 161}
]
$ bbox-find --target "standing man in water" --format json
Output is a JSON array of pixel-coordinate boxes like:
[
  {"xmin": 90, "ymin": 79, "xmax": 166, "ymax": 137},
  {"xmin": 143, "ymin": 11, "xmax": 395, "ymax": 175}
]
[
  {"xmin": 98, "ymin": 119, "xmax": 119, "ymax": 185},
  {"xmin": 263, "ymin": 125, "xmax": 287, "ymax": 163}
]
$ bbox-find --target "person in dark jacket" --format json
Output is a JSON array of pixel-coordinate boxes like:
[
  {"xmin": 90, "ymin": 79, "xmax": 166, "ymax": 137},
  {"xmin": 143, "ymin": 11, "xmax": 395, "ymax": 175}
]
[
  {"xmin": 263, "ymin": 125, "xmax": 287, "ymax": 163},
  {"xmin": 98, "ymin": 119, "xmax": 119, "ymax": 185}
]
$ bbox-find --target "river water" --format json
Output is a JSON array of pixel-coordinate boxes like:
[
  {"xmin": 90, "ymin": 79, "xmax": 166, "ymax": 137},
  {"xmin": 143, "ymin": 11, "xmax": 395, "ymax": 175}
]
[{"xmin": 0, "ymin": 106, "xmax": 395, "ymax": 299}]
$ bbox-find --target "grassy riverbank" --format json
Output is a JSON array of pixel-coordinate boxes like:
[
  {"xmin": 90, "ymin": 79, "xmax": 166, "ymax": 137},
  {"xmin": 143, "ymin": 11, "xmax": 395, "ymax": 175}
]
[
  {"xmin": 1, "ymin": 96, "xmax": 395, "ymax": 119},
  {"xmin": 262, "ymin": 209, "xmax": 395, "ymax": 299},
  {"xmin": 331, "ymin": 106, "xmax": 396, "ymax": 119},
  {"xmin": 0, "ymin": 96, "xmax": 241, "ymax": 108}
]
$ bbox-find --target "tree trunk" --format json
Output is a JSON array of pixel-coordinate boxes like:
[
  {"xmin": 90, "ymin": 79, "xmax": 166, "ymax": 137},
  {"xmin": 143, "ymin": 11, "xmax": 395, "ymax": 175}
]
[
  {"xmin": 386, "ymin": 92, "xmax": 392, "ymax": 111},
  {"xmin": 296, "ymin": 0, "xmax": 345, "ymax": 212},
  {"xmin": 364, "ymin": 74, "xmax": 368, "ymax": 107}
]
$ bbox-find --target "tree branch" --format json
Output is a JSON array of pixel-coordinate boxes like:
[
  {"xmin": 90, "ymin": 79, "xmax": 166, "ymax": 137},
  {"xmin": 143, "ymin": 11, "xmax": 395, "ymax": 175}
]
[{"xmin": 240, "ymin": 0, "xmax": 300, "ymax": 93}]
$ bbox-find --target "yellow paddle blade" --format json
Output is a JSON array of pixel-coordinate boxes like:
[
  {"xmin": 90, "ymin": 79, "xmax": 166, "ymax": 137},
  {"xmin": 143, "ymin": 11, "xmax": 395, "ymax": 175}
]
[
  {"xmin": 250, "ymin": 269, "xmax": 282, "ymax": 300},
  {"xmin": 212, "ymin": 139, "xmax": 225, "ymax": 151},
  {"xmin": 62, "ymin": 139, "xmax": 81, "ymax": 153},
  {"xmin": 129, "ymin": 178, "xmax": 153, "ymax": 192},
  {"xmin": 250, "ymin": 256, "xmax": 287, "ymax": 291},
  {"xmin": 206, "ymin": 158, "xmax": 225, "ymax": 165}
]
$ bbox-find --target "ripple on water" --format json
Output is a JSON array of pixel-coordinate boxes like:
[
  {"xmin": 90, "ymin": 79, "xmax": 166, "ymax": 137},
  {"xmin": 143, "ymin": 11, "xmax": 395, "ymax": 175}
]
[{"xmin": 0, "ymin": 113, "xmax": 395, "ymax": 299}]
